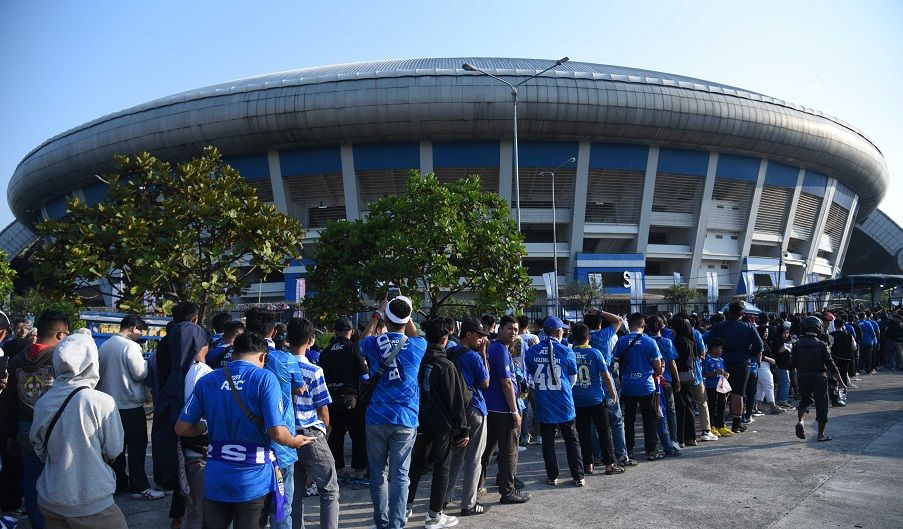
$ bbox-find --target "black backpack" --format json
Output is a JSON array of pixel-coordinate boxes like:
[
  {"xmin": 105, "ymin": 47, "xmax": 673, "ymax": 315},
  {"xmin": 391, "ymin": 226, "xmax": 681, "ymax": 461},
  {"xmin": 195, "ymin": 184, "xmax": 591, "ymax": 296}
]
[{"xmin": 445, "ymin": 345, "xmax": 475, "ymax": 408}]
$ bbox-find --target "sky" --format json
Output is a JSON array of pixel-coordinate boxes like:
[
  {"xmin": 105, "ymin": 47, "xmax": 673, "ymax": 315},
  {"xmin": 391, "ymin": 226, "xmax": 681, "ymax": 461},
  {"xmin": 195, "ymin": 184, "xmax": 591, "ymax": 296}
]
[{"xmin": 1, "ymin": 0, "xmax": 901, "ymax": 231}]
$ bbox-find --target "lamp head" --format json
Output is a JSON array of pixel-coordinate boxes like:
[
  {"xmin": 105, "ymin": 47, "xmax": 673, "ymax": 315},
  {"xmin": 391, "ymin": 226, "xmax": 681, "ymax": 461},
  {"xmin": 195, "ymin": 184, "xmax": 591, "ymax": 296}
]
[
  {"xmin": 557, "ymin": 57, "xmax": 570, "ymax": 65},
  {"xmin": 567, "ymin": 157, "xmax": 576, "ymax": 163},
  {"xmin": 462, "ymin": 63, "xmax": 476, "ymax": 71}
]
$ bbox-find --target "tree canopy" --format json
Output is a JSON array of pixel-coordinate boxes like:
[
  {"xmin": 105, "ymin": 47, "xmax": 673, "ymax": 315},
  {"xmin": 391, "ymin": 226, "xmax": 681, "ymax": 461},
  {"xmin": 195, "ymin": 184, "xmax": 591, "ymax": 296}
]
[
  {"xmin": 0, "ymin": 250, "xmax": 14, "ymax": 301},
  {"xmin": 306, "ymin": 171, "xmax": 533, "ymax": 321},
  {"xmin": 559, "ymin": 277, "xmax": 605, "ymax": 313},
  {"xmin": 31, "ymin": 146, "xmax": 305, "ymax": 319}
]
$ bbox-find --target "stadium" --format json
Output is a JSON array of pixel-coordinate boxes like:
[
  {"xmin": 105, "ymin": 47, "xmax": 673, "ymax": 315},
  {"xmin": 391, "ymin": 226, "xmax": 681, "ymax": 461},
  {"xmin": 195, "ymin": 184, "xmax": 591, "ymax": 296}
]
[{"xmin": 1, "ymin": 58, "xmax": 894, "ymax": 308}]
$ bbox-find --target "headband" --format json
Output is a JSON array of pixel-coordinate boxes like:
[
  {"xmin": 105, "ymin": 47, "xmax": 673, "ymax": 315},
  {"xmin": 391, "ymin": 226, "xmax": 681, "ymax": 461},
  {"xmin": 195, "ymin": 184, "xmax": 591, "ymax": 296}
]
[{"xmin": 385, "ymin": 295, "xmax": 413, "ymax": 324}]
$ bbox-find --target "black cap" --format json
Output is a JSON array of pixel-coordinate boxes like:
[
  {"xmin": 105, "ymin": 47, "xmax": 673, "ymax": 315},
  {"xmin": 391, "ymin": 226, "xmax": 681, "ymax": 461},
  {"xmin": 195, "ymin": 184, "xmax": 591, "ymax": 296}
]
[
  {"xmin": 333, "ymin": 317, "xmax": 353, "ymax": 332},
  {"xmin": 460, "ymin": 317, "xmax": 488, "ymax": 337}
]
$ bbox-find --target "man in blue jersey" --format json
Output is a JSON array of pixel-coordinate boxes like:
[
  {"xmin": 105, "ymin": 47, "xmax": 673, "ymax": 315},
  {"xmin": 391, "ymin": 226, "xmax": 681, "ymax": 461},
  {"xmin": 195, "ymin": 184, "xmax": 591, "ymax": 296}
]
[
  {"xmin": 857, "ymin": 313, "xmax": 878, "ymax": 374},
  {"xmin": 359, "ymin": 295, "xmax": 426, "ymax": 529},
  {"xmin": 245, "ymin": 309, "xmax": 305, "ymax": 529},
  {"xmin": 526, "ymin": 317, "xmax": 584, "ymax": 486},
  {"xmin": 706, "ymin": 301, "xmax": 763, "ymax": 433},
  {"xmin": 584, "ymin": 308, "xmax": 633, "ymax": 466},
  {"xmin": 206, "ymin": 320, "xmax": 245, "ymax": 368},
  {"xmin": 445, "ymin": 317, "xmax": 491, "ymax": 517},
  {"xmin": 286, "ymin": 318, "xmax": 339, "ymax": 529},
  {"xmin": 175, "ymin": 333, "xmax": 314, "ymax": 529},
  {"xmin": 569, "ymin": 323, "xmax": 621, "ymax": 475},
  {"xmin": 479, "ymin": 315, "xmax": 530, "ymax": 505},
  {"xmin": 612, "ymin": 313, "xmax": 664, "ymax": 461}
]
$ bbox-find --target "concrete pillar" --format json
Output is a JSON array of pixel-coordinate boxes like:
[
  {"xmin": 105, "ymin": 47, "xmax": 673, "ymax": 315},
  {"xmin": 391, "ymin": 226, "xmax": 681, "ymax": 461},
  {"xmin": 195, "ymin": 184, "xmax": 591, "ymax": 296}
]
[
  {"xmin": 340, "ymin": 144, "xmax": 359, "ymax": 220},
  {"xmin": 688, "ymin": 152, "xmax": 719, "ymax": 289},
  {"xmin": 568, "ymin": 142, "xmax": 591, "ymax": 281},
  {"xmin": 419, "ymin": 141, "xmax": 433, "ymax": 175},
  {"xmin": 635, "ymin": 146, "xmax": 660, "ymax": 254},
  {"xmin": 267, "ymin": 151, "xmax": 289, "ymax": 214},
  {"xmin": 780, "ymin": 169, "xmax": 806, "ymax": 253},
  {"xmin": 834, "ymin": 196, "xmax": 860, "ymax": 275},
  {"xmin": 740, "ymin": 159, "xmax": 768, "ymax": 258},
  {"xmin": 805, "ymin": 180, "xmax": 837, "ymax": 277}
]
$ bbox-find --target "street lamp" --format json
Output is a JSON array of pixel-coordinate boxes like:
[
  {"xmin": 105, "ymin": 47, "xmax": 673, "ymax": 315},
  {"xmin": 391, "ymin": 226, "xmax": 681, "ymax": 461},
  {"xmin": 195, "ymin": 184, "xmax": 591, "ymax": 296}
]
[
  {"xmin": 462, "ymin": 57, "xmax": 570, "ymax": 231},
  {"xmin": 540, "ymin": 156, "xmax": 576, "ymax": 317}
]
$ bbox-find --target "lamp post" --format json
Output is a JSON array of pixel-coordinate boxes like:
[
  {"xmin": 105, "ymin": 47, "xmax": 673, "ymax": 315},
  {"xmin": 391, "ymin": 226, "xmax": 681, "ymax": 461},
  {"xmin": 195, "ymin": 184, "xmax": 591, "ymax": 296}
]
[
  {"xmin": 540, "ymin": 157, "xmax": 576, "ymax": 317},
  {"xmin": 462, "ymin": 57, "xmax": 569, "ymax": 231}
]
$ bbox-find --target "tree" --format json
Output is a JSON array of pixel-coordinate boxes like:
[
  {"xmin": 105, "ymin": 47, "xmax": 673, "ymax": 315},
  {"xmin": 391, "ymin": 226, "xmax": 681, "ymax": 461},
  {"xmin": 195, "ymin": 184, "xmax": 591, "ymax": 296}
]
[
  {"xmin": 559, "ymin": 277, "xmax": 605, "ymax": 313},
  {"xmin": 31, "ymin": 147, "xmax": 305, "ymax": 320},
  {"xmin": 306, "ymin": 171, "xmax": 533, "ymax": 322},
  {"xmin": 663, "ymin": 284, "xmax": 699, "ymax": 312},
  {"xmin": 0, "ymin": 250, "xmax": 14, "ymax": 301}
]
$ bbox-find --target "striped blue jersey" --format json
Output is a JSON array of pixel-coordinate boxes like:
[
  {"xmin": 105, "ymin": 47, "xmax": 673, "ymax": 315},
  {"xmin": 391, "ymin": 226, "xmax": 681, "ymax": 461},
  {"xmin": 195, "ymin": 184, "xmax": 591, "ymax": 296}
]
[
  {"xmin": 525, "ymin": 338, "xmax": 578, "ymax": 424},
  {"xmin": 293, "ymin": 354, "xmax": 332, "ymax": 433},
  {"xmin": 359, "ymin": 332, "xmax": 427, "ymax": 428}
]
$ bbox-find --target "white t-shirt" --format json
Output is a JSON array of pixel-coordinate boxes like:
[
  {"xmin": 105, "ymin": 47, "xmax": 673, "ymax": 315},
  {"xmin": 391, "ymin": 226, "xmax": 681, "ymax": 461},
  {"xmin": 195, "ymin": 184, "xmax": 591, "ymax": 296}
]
[{"xmin": 183, "ymin": 362, "xmax": 213, "ymax": 457}]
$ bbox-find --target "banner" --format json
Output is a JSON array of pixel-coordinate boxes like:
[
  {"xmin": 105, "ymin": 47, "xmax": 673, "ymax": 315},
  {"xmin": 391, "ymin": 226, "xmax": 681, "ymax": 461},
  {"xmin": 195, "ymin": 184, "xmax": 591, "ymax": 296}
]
[{"xmin": 295, "ymin": 278, "xmax": 306, "ymax": 302}]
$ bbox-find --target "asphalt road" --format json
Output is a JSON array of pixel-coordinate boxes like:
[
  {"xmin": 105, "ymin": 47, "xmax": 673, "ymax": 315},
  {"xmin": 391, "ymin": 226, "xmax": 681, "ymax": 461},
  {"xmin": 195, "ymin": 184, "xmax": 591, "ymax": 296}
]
[{"xmin": 119, "ymin": 370, "xmax": 903, "ymax": 529}]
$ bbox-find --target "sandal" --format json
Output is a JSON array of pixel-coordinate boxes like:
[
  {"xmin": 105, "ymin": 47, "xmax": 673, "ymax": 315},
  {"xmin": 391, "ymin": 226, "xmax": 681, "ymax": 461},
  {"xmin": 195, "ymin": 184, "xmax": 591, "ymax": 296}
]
[
  {"xmin": 795, "ymin": 423, "xmax": 806, "ymax": 440},
  {"xmin": 646, "ymin": 450, "xmax": 665, "ymax": 461},
  {"xmin": 619, "ymin": 457, "xmax": 639, "ymax": 467},
  {"xmin": 817, "ymin": 436, "xmax": 833, "ymax": 442},
  {"xmin": 460, "ymin": 502, "xmax": 489, "ymax": 516},
  {"xmin": 605, "ymin": 466, "xmax": 625, "ymax": 475}
]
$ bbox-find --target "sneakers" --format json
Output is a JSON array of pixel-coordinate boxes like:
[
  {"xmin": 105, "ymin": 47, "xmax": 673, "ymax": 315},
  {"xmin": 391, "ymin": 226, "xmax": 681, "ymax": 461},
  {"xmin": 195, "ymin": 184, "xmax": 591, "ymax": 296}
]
[
  {"xmin": 500, "ymin": 491, "xmax": 531, "ymax": 504},
  {"xmin": 741, "ymin": 416, "xmax": 754, "ymax": 424},
  {"xmin": 131, "ymin": 488, "xmax": 165, "ymax": 500},
  {"xmin": 424, "ymin": 512, "xmax": 459, "ymax": 528},
  {"xmin": 751, "ymin": 410, "xmax": 766, "ymax": 417},
  {"xmin": 547, "ymin": 478, "xmax": 559, "ymax": 486},
  {"xmin": 517, "ymin": 445, "xmax": 527, "ymax": 453},
  {"xmin": 573, "ymin": 478, "xmax": 585, "ymax": 487},
  {"xmin": 618, "ymin": 456, "xmax": 639, "ymax": 467},
  {"xmin": 699, "ymin": 431, "xmax": 719, "ymax": 441},
  {"xmin": 352, "ymin": 476, "xmax": 370, "ymax": 489},
  {"xmin": 459, "ymin": 502, "xmax": 489, "ymax": 516},
  {"xmin": 717, "ymin": 427, "xmax": 734, "ymax": 437}
]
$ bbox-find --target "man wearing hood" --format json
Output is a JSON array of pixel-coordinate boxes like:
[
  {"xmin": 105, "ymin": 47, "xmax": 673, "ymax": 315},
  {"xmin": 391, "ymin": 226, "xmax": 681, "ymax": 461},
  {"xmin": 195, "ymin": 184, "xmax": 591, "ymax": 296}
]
[
  {"xmin": 0, "ymin": 310, "xmax": 70, "ymax": 529},
  {"xmin": 29, "ymin": 331, "xmax": 128, "ymax": 529}
]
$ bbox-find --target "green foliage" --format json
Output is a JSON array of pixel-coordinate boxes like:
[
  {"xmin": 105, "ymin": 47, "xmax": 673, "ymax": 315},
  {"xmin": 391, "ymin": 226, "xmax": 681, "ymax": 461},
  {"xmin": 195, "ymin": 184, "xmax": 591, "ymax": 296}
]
[
  {"xmin": 663, "ymin": 283, "xmax": 699, "ymax": 309},
  {"xmin": 559, "ymin": 277, "xmax": 605, "ymax": 312},
  {"xmin": 31, "ymin": 146, "xmax": 306, "ymax": 320},
  {"xmin": 7, "ymin": 289, "xmax": 84, "ymax": 330},
  {"xmin": 307, "ymin": 171, "xmax": 533, "ymax": 322},
  {"xmin": 0, "ymin": 250, "xmax": 15, "ymax": 300}
]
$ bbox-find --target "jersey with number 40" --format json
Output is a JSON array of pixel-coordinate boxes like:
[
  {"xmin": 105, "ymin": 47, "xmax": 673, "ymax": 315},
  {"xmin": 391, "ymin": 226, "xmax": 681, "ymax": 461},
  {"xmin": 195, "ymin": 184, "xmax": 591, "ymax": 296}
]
[{"xmin": 525, "ymin": 338, "xmax": 578, "ymax": 424}]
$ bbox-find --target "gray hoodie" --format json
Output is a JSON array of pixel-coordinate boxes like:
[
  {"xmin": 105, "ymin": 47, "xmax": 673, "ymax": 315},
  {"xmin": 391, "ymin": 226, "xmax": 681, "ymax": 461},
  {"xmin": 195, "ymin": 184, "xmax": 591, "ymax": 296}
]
[{"xmin": 30, "ymin": 331, "xmax": 124, "ymax": 518}]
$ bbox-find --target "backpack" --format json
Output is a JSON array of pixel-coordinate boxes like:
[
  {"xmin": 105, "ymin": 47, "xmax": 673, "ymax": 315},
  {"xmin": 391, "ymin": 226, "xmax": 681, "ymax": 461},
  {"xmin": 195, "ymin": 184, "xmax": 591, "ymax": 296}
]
[{"xmin": 445, "ymin": 345, "xmax": 475, "ymax": 408}]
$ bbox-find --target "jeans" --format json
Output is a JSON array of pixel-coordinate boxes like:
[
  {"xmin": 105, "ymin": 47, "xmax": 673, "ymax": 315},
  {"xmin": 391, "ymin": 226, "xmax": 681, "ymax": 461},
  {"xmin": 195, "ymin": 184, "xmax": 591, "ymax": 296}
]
[
  {"xmin": 662, "ymin": 385, "xmax": 677, "ymax": 445},
  {"xmin": 622, "ymin": 393, "xmax": 658, "ymax": 455},
  {"xmin": 776, "ymin": 369, "xmax": 791, "ymax": 403},
  {"xmin": 606, "ymin": 399, "xmax": 628, "ymax": 460},
  {"xmin": 480, "ymin": 412, "xmax": 519, "ymax": 498},
  {"xmin": 539, "ymin": 420, "xmax": 583, "ymax": 482},
  {"xmin": 575, "ymin": 403, "xmax": 614, "ymax": 467},
  {"xmin": 408, "ymin": 430, "xmax": 454, "ymax": 514},
  {"xmin": 366, "ymin": 424, "xmax": 416, "ymax": 529},
  {"xmin": 18, "ymin": 423, "xmax": 45, "ymax": 529},
  {"xmin": 446, "ymin": 408, "xmax": 487, "ymax": 510},
  {"xmin": 183, "ymin": 456, "xmax": 206, "ymax": 529},
  {"xmin": 293, "ymin": 428, "xmax": 340, "ymax": 529},
  {"xmin": 270, "ymin": 462, "xmax": 294, "ymax": 529},
  {"xmin": 112, "ymin": 406, "xmax": 151, "ymax": 493},
  {"xmin": 656, "ymin": 408, "xmax": 673, "ymax": 454},
  {"xmin": 744, "ymin": 369, "xmax": 759, "ymax": 417},
  {"xmin": 327, "ymin": 403, "xmax": 367, "ymax": 471},
  {"xmin": 202, "ymin": 494, "xmax": 269, "ymax": 529}
]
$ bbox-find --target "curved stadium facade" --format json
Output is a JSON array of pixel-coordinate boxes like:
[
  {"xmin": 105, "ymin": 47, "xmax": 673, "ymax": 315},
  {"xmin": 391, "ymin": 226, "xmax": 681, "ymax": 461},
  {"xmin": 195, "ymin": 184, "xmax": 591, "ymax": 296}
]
[{"xmin": 2, "ymin": 58, "xmax": 892, "ymax": 305}]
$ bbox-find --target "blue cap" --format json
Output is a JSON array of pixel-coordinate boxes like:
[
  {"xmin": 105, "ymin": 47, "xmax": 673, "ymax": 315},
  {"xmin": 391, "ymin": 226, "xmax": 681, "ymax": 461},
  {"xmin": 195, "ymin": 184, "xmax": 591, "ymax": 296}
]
[{"xmin": 543, "ymin": 316, "xmax": 569, "ymax": 331}]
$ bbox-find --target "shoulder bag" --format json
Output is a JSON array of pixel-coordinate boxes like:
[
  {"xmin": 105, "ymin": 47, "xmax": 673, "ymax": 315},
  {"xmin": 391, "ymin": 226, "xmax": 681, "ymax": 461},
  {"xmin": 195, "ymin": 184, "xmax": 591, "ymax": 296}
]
[{"xmin": 359, "ymin": 335, "xmax": 408, "ymax": 410}]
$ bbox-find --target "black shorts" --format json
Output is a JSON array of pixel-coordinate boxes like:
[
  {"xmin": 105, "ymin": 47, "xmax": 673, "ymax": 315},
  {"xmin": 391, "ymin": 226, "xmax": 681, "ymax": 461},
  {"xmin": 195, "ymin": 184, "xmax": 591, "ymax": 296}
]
[{"xmin": 724, "ymin": 360, "xmax": 751, "ymax": 398}]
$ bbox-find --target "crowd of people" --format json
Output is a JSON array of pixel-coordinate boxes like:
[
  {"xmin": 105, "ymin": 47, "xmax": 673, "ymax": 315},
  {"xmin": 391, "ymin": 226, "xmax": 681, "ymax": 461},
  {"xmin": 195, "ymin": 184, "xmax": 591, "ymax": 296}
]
[{"xmin": 0, "ymin": 297, "xmax": 901, "ymax": 529}]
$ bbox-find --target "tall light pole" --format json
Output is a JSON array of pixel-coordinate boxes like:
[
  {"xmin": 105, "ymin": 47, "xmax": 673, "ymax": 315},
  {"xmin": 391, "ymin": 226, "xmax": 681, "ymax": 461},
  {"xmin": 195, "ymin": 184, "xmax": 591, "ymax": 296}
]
[
  {"xmin": 462, "ymin": 57, "xmax": 569, "ymax": 231},
  {"xmin": 541, "ymin": 157, "xmax": 576, "ymax": 317}
]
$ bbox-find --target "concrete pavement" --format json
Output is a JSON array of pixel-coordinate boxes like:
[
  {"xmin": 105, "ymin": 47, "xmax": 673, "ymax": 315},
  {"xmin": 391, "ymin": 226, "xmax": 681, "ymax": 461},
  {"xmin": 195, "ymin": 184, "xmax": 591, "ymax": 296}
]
[{"xmin": 117, "ymin": 370, "xmax": 903, "ymax": 529}]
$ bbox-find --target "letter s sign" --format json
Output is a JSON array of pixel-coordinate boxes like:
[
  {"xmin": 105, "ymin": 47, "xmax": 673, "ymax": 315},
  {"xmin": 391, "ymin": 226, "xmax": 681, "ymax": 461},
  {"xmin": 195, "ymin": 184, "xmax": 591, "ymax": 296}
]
[
  {"xmin": 220, "ymin": 444, "xmax": 246, "ymax": 462},
  {"xmin": 623, "ymin": 271, "xmax": 632, "ymax": 289}
]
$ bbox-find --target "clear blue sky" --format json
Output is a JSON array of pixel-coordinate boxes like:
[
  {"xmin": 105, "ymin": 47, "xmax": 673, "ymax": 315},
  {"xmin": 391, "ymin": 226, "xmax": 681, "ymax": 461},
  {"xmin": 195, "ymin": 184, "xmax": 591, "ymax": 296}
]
[{"xmin": 2, "ymin": 0, "xmax": 901, "ymax": 229}]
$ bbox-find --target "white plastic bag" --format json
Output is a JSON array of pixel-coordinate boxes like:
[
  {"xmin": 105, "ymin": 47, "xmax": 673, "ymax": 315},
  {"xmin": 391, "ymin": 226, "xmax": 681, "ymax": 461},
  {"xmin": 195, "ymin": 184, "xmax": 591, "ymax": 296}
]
[{"xmin": 716, "ymin": 375, "xmax": 732, "ymax": 394}]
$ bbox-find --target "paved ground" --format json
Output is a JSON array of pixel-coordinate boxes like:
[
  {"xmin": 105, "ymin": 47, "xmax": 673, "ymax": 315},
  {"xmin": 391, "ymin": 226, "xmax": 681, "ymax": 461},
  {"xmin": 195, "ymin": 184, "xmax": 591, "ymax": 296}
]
[{"xmin": 119, "ymin": 371, "xmax": 903, "ymax": 529}]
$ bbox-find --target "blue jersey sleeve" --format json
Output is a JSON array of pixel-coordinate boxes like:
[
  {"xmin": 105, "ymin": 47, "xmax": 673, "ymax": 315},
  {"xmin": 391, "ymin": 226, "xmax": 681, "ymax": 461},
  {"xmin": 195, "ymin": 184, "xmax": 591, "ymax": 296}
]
[
  {"xmin": 596, "ymin": 351, "xmax": 609, "ymax": 374},
  {"xmin": 648, "ymin": 337, "xmax": 662, "ymax": 361},
  {"xmin": 259, "ymin": 372, "xmax": 288, "ymax": 430},
  {"xmin": 565, "ymin": 350, "xmax": 578, "ymax": 376},
  {"xmin": 489, "ymin": 343, "xmax": 514, "ymax": 380},
  {"xmin": 179, "ymin": 379, "xmax": 206, "ymax": 423},
  {"xmin": 463, "ymin": 351, "xmax": 489, "ymax": 386}
]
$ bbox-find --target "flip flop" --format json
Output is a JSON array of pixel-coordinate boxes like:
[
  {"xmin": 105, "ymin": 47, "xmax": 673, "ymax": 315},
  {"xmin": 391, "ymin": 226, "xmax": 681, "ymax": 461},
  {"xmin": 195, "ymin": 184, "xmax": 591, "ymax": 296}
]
[
  {"xmin": 795, "ymin": 423, "xmax": 806, "ymax": 439},
  {"xmin": 817, "ymin": 436, "xmax": 833, "ymax": 442}
]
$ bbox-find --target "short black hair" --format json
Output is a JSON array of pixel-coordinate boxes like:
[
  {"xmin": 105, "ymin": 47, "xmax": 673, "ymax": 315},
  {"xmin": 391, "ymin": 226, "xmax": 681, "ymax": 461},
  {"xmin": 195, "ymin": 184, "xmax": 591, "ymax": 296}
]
[
  {"xmin": 834, "ymin": 315, "xmax": 846, "ymax": 326},
  {"xmin": 516, "ymin": 315, "xmax": 531, "ymax": 331},
  {"xmin": 245, "ymin": 308, "xmax": 277, "ymax": 336},
  {"xmin": 727, "ymin": 300, "xmax": 745, "ymax": 319},
  {"xmin": 627, "ymin": 312, "xmax": 645, "ymax": 328},
  {"xmin": 645, "ymin": 314, "xmax": 664, "ymax": 333},
  {"xmin": 498, "ymin": 314, "xmax": 517, "ymax": 329},
  {"xmin": 481, "ymin": 314, "xmax": 497, "ymax": 328},
  {"xmin": 120, "ymin": 314, "xmax": 148, "ymax": 331},
  {"xmin": 706, "ymin": 336, "xmax": 725, "ymax": 349},
  {"xmin": 211, "ymin": 312, "xmax": 233, "ymax": 333},
  {"xmin": 583, "ymin": 311, "xmax": 602, "ymax": 329},
  {"xmin": 222, "ymin": 320, "xmax": 245, "ymax": 339},
  {"xmin": 424, "ymin": 317, "xmax": 452, "ymax": 344},
  {"xmin": 570, "ymin": 322, "xmax": 589, "ymax": 345},
  {"xmin": 286, "ymin": 317, "xmax": 316, "ymax": 347},
  {"xmin": 172, "ymin": 302, "xmax": 199, "ymax": 323},
  {"xmin": 36, "ymin": 310, "xmax": 70, "ymax": 340},
  {"xmin": 233, "ymin": 332, "xmax": 269, "ymax": 355}
]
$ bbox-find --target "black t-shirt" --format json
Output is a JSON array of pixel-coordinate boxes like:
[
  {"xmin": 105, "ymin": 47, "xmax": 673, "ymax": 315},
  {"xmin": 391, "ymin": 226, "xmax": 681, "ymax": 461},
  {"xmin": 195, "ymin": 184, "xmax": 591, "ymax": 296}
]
[{"xmin": 319, "ymin": 337, "xmax": 369, "ymax": 397}]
